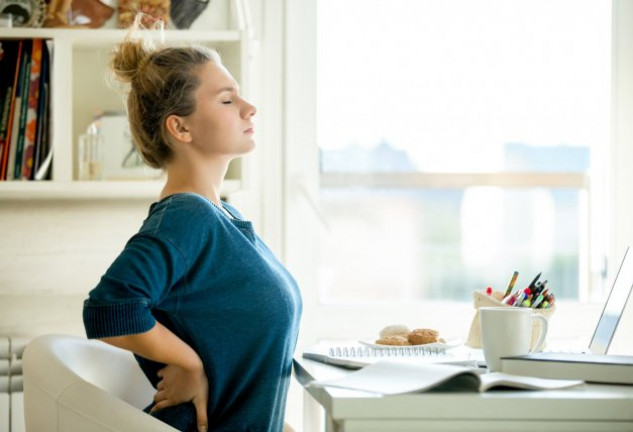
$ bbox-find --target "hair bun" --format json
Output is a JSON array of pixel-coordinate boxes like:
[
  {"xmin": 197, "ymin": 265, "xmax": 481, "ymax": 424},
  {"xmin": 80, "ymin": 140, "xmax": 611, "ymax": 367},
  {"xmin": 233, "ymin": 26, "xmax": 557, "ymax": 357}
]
[{"xmin": 110, "ymin": 40, "xmax": 151, "ymax": 84}]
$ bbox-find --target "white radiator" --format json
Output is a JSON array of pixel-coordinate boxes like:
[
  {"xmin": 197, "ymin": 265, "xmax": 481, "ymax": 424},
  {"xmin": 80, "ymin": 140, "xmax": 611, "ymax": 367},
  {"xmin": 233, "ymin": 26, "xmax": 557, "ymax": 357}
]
[{"xmin": 0, "ymin": 337, "xmax": 28, "ymax": 432}]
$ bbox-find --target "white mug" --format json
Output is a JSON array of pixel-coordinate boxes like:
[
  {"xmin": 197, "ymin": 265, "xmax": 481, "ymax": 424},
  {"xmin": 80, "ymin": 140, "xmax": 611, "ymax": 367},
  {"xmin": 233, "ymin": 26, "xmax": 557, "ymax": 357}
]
[{"xmin": 479, "ymin": 307, "xmax": 548, "ymax": 372}]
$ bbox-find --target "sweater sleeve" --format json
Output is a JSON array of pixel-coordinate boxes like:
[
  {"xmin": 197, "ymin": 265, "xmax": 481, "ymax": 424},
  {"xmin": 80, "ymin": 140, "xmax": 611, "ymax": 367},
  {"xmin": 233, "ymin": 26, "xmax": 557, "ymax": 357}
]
[{"xmin": 83, "ymin": 234, "xmax": 187, "ymax": 339}]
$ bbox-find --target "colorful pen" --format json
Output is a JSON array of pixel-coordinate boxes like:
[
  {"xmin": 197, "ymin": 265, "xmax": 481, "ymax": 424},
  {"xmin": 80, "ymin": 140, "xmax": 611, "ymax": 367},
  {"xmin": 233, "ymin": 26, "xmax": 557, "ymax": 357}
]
[
  {"xmin": 533, "ymin": 280, "xmax": 547, "ymax": 297},
  {"xmin": 503, "ymin": 294, "xmax": 516, "ymax": 306},
  {"xmin": 546, "ymin": 293, "xmax": 556, "ymax": 306},
  {"xmin": 531, "ymin": 288, "xmax": 549, "ymax": 308},
  {"xmin": 513, "ymin": 293, "xmax": 525, "ymax": 306},
  {"xmin": 513, "ymin": 288, "xmax": 531, "ymax": 307},
  {"xmin": 504, "ymin": 271, "xmax": 519, "ymax": 297},
  {"xmin": 528, "ymin": 272, "xmax": 542, "ymax": 290}
]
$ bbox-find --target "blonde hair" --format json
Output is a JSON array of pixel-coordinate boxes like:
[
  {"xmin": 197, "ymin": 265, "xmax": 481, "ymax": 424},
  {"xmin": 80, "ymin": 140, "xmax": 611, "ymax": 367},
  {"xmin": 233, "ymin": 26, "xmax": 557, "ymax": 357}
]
[{"xmin": 109, "ymin": 14, "xmax": 221, "ymax": 169}]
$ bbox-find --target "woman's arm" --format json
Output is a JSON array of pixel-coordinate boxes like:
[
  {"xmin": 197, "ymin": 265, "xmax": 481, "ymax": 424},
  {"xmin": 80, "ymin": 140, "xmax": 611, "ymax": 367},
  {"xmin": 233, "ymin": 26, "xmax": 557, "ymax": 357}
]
[
  {"xmin": 100, "ymin": 322, "xmax": 209, "ymax": 432},
  {"xmin": 100, "ymin": 321, "xmax": 199, "ymax": 370}
]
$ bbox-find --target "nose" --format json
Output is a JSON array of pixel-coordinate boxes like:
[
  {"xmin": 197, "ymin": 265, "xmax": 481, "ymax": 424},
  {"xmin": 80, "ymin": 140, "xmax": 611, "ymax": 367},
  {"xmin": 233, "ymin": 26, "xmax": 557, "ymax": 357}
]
[{"xmin": 241, "ymin": 100, "xmax": 256, "ymax": 119}]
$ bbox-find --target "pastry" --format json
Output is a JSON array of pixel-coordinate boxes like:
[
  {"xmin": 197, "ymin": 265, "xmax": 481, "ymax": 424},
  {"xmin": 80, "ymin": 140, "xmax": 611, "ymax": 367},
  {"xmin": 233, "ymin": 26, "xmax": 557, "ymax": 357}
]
[
  {"xmin": 378, "ymin": 324, "xmax": 410, "ymax": 338},
  {"xmin": 407, "ymin": 328, "xmax": 440, "ymax": 345},
  {"xmin": 375, "ymin": 335, "xmax": 410, "ymax": 346}
]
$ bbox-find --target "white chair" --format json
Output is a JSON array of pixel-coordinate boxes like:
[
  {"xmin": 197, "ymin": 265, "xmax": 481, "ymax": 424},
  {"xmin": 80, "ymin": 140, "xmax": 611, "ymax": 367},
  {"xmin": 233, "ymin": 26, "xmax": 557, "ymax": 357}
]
[{"xmin": 22, "ymin": 334, "xmax": 176, "ymax": 432}]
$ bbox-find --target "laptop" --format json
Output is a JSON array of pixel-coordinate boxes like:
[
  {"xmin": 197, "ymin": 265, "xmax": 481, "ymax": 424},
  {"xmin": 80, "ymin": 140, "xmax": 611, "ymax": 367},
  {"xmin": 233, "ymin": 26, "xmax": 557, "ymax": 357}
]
[
  {"xmin": 547, "ymin": 246, "xmax": 633, "ymax": 355},
  {"xmin": 586, "ymin": 246, "xmax": 633, "ymax": 354}
]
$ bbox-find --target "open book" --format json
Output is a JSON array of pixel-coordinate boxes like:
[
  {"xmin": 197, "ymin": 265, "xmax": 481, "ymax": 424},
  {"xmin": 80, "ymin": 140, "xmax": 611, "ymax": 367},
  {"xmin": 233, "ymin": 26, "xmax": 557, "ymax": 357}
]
[{"xmin": 308, "ymin": 360, "xmax": 584, "ymax": 395}]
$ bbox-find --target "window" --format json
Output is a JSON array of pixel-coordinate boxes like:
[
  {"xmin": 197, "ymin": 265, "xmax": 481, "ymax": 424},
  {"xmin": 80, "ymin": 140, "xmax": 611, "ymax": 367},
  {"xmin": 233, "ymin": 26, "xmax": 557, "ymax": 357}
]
[{"xmin": 314, "ymin": 0, "xmax": 611, "ymax": 303}]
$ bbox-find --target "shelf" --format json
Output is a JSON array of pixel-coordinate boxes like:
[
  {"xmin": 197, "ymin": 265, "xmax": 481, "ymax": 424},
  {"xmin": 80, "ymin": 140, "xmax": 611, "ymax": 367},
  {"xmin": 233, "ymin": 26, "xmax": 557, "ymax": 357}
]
[
  {"xmin": 0, "ymin": 28, "xmax": 243, "ymax": 43},
  {"xmin": 0, "ymin": 179, "xmax": 241, "ymax": 200},
  {"xmin": 0, "ymin": 14, "xmax": 251, "ymax": 201}
]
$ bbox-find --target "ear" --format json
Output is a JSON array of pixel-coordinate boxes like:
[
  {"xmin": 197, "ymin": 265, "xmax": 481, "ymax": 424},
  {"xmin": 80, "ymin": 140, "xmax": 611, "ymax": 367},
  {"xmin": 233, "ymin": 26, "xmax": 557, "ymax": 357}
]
[{"xmin": 165, "ymin": 114, "xmax": 192, "ymax": 143}]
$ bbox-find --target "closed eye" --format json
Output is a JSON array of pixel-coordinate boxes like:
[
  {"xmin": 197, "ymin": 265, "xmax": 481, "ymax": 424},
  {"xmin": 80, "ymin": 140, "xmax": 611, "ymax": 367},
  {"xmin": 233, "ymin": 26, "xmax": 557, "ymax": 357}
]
[{"xmin": 222, "ymin": 100, "xmax": 233, "ymax": 104}]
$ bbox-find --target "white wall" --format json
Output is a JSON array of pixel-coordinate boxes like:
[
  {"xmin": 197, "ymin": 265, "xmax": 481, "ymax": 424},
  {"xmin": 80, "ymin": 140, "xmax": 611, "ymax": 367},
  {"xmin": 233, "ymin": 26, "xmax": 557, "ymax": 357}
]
[
  {"xmin": 611, "ymin": 0, "xmax": 633, "ymax": 267},
  {"xmin": 0, "ymin": 199, "xmax": 153, "ymax": 336}
]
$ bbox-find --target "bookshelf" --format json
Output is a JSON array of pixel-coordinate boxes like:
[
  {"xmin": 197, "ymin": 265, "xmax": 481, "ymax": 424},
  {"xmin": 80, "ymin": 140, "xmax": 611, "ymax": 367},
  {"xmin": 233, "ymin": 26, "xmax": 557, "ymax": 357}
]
[{"xmin": 0, "ymin": 26, "xmax": 251, "ymax": 200}]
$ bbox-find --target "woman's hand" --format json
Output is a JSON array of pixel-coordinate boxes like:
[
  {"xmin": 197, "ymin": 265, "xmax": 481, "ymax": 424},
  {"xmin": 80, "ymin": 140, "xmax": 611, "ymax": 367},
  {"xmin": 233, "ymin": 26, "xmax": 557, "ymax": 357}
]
[
  {"xmin": 99, "ymin": 323, "xmax": 209, "ymax": 431},
  {"xmin": 151, "ymin": 362, "xmax": 209, "ymax": 432}
]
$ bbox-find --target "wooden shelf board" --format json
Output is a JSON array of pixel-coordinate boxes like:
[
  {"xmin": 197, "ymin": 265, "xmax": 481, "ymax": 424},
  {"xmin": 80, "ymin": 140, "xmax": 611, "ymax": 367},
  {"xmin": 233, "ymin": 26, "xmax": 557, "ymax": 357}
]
[
  {"xmin": 0, "ymin": 28, "xmax": 242, "ymax": 43},
  {"xmin": 0, "ymin": 179, "xmax": 241, "ymax": 200}
]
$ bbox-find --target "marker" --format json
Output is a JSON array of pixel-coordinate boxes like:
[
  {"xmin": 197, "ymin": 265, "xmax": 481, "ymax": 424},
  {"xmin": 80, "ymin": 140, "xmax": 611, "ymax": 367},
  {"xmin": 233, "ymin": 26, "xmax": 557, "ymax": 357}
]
[
  {"xmin": 504, "ymin": 271, "xmax": 519, "ymax": 297},
  {"xmin": 512, "ymin": 292, "xmax": 525, "ymax": 306},
  {"xmin": 531, "ymin": 288, "xmax": 549, "ymax": 308},
  {"xmin": 533, "ymin": 280, "xmax": 548, "ymax": 298},
  {"xmin": 513, "ymin": 288, "xmax": 531, "ymax": 307},
  {"xmin": 503, "ymin": 294, "xmax": 516, "ymax": 306},
  {"xmin": 528, "ymin": 272, "xmax": 542, "ymax": 290}
]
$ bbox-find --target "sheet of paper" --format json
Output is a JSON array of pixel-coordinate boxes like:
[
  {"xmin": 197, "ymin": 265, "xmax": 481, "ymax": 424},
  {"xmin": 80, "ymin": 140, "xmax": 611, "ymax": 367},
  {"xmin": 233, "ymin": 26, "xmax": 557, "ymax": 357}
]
[
  {"xmin": 480, "ymin": 372, "xmax": 584, "ymax": 391},
  {"xmin": 308, "ymin": 360, "xmax": 477, "ymax": 395}
]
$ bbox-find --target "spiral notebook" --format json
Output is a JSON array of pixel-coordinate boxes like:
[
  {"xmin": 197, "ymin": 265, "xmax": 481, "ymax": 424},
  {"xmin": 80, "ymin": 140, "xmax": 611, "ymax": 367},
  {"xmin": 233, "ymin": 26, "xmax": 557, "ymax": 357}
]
[{"xmin": 302, "ymin": 344, "xmax": 477, "ymax": 369}]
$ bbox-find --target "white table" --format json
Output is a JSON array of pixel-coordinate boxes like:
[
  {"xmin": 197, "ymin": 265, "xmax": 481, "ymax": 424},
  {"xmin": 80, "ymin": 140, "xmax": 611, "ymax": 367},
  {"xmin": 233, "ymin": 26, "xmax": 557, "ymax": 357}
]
[{"xmin": 294, "ymin": 356, "xmax": 633, "ymax": 432}]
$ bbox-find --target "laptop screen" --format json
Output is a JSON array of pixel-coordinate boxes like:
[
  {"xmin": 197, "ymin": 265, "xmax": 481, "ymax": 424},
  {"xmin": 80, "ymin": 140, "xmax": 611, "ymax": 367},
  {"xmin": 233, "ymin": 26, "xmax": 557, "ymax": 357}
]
[{"xmin": 589, "ymin": 247, "xmax": 633, "ymax": 354}]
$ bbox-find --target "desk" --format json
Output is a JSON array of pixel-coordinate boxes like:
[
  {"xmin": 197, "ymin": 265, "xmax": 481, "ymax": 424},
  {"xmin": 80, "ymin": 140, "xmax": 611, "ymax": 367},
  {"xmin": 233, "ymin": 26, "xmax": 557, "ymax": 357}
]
[{"xmin": 294, "ymin": 356, "xmax": 633, "ymax": 432}]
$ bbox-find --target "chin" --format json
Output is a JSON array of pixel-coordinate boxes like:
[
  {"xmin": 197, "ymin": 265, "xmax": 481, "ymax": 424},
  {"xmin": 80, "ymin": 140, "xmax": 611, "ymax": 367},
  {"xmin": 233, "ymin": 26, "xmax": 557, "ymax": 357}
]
[{"xmin": 241, "ymin": 140, "xmax": 256, "ymax": 154}]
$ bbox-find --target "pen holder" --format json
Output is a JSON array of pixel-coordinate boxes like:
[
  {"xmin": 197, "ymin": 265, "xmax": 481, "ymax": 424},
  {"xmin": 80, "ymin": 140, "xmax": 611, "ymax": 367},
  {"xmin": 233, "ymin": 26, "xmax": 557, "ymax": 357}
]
[{"xmin": 465, "ymin": 290, "xmax": 555, "ymax": 351}]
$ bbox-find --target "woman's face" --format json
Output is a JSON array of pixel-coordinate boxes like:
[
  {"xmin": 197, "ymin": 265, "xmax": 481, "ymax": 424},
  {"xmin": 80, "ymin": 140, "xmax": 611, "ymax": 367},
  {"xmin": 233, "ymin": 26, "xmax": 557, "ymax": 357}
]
[{"xmin": 183, "ymin": 61, "xmax": 256, "ymax": 159}]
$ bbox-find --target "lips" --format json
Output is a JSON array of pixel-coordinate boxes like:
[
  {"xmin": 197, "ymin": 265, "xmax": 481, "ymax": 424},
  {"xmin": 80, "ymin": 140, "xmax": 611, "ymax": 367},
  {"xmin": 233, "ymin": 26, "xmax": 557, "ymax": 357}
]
[{"xmin": 244, "ymin": 126, "xmax": 254, "ymax": 134}]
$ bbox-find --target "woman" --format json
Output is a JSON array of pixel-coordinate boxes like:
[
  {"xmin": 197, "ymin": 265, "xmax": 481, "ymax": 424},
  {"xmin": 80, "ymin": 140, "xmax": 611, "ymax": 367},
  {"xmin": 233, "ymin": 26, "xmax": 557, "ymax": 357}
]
[{"xmin": 83, "ymin": 17, "xmax": 302, "ymax": 432}]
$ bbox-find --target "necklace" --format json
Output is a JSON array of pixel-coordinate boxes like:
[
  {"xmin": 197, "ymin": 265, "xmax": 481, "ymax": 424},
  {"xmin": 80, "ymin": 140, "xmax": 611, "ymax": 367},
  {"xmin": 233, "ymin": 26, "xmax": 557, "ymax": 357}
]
[{"xmin": 219, "ymin": 204, "xmax": 234, "ymax": 219}]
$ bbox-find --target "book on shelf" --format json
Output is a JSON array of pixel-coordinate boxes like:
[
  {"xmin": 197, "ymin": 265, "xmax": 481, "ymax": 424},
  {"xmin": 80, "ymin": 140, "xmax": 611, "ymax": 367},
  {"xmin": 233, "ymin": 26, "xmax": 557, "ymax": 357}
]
[
  {"xmin": 5, "ymin": 40, "xmax": 31, "ymax": 181},
  {"xmin": 32, "ymin": 40, "xmax": 49, "ymax": 178},
  {"xmin": 20, "ymin": 38, "xmax": 43, "ymax": 180},
  {"xmin": 501, "ymin": 352, "xmax": 633, "ymax": 385},
  {"xmin": 307, "ymin": 360, "xmax": 584, "ymax": 395},
  {"xmin": 33, "ymin": 40, "xmax": 52, "ymax": 181},
  {"xmin": 0, "ymin": 41, "xmax": 19, "ymax": 175},
  {"xmin": 0, "ymin": 39, "xmax": 23, "ymax": 180},
  {"xmin": 303, "ymin": 343, "xmax": 476, "ymax": 369},
  {"xmin": 11, "ymin": 39, "xmax": 32, "ymax": 180}
]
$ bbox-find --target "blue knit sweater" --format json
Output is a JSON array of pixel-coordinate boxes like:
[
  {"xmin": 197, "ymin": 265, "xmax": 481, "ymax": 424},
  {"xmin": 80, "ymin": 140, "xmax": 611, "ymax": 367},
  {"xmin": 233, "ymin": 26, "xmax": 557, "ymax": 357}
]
[{"xmin": 83, "ymin": 193, "xmax": 303, "ymax": 431}]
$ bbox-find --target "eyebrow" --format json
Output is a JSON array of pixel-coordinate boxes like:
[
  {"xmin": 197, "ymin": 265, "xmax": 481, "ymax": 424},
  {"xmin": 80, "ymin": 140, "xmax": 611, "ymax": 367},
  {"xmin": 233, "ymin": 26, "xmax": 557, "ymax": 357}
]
[{"xmin": 215, "ymin": 86, "xmax": 239, "ymax": 95}]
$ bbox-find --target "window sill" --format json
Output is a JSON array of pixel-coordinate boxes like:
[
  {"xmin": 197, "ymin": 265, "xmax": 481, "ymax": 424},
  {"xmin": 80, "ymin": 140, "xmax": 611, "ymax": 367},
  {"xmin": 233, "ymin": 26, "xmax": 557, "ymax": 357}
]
[{"xmin": 306, "ymin": 300, "xmax": 603, "ymax": 344}]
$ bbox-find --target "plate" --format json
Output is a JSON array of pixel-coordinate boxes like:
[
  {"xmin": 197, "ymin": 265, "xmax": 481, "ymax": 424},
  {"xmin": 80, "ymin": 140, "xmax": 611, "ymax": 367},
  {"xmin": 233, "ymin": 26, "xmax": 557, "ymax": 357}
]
[{"xmin": 359, "ymin": 339, "xmax": 462, "ymax": 350}]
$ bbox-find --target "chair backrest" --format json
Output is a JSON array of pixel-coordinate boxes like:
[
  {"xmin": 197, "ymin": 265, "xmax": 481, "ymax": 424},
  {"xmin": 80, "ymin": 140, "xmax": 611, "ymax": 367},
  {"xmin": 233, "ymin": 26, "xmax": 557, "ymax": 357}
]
[{"xmin": 22, "ymin": 334, "xmax": 177, "ymax": 432}]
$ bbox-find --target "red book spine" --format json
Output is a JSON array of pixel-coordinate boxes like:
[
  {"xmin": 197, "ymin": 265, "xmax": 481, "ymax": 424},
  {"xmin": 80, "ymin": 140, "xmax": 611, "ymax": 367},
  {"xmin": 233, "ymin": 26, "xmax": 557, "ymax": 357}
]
[{"xmin": 0, "ymin": 40, "xmax": 23, "ymax": 180}]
